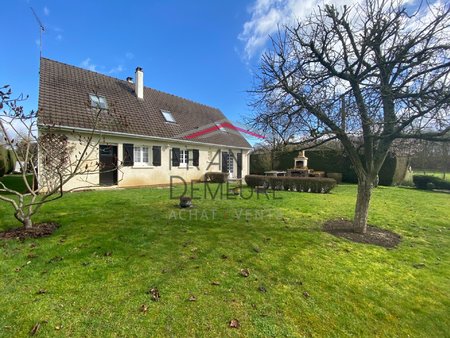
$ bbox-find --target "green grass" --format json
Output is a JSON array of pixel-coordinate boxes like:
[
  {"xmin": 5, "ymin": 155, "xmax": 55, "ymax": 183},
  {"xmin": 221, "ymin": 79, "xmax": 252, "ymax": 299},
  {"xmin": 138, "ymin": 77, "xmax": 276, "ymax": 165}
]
[
  {"xmin": 414, "ymin": 169, "xmax": 449, "ymax": 181},
  {"xmin": 0, "ymin": 184, "xmax": 449, "ymax": 337},
  {"xmin": 0, "ymin": 174, "xmax": 34, "ymax": 194}
]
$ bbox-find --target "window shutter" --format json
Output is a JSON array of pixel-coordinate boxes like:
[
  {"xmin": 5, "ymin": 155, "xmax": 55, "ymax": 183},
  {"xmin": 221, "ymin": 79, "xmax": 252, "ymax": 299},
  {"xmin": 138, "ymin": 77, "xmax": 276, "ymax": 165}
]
[
  {"xmin": 221, "ymin": 151, "xmax": 228, "ymax": 173},
  {"xmin": 152, "ymin": 146, "xmax": 161, "ymax": 166},
  {"xmin": 185, "ymin": 150, "xmax": 189, "ymax": 166},
  {"xmin": 123, "ymin": 143, "xmax": 134, "ymax": 166},
  {"xmin": 237, "ymin": 152, "xmax": 242, "ymax": 178},
  {"xmin": 172, "ymin": 148, "xmax": 180, "ymax": 167},
  {"xmin": 192, "ymin": 149, "xmax": 199, "ymax": 167}
]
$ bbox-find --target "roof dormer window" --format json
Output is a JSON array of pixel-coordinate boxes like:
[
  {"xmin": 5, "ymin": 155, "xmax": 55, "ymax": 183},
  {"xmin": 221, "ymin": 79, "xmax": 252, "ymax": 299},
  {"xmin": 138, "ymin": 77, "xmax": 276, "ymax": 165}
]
[
  {"xmin": 89, "ymin": 94, "xmax": 108, "ymax": 109},
  {"xmin": 161, "ymin": 110, "xmax": 176, "ymax": 123}
]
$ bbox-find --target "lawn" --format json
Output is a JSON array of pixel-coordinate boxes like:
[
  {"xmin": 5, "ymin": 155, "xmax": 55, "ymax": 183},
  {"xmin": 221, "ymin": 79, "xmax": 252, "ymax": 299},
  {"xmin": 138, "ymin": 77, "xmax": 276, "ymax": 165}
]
[
  {"xmin": 414, "ymin": 169, "xmax": 449, "ymax": 181},
  {"xmin": 0, "ymin": 174, "xmax": 34, "ymax": 194},
  {"xmin": 0, "ymin": 183, "xmax": 449, "ymax": 337}
]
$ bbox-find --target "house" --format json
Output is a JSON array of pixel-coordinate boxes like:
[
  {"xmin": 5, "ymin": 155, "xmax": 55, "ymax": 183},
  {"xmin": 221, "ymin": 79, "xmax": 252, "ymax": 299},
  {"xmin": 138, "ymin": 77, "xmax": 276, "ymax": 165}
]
[{"xmin": 37, "ymin": 58, "xmax": 252, "ymax": 190}]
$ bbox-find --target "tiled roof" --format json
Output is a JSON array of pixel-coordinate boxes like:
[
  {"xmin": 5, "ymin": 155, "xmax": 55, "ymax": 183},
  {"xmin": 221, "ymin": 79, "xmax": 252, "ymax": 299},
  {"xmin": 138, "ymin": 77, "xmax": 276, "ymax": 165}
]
[{"xmin": 38, "ymin": 58, "xmax": 251, "ymax": 149}]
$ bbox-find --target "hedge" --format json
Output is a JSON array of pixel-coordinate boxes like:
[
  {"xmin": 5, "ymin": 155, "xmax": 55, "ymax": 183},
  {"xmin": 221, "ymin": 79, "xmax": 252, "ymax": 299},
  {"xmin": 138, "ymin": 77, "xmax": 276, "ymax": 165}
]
[
  {"xmin": 0, "ymin": 146, "xmax": 7, "ymax": 177},
  {"xmin": 250, "ymin": 149, "xmax": 409, "ymax": 186},
  {"xmin": 204, "ymin": 172, "xmax": 228, "ymax": 183},
  {"xmin": 6, "ymin": 149, "xmax": 16, "ymax": 174},
  {"xmin": 0, "ymin": 147, "xmax": 17, "ymax": 177},
  {"xmin": 244, "ymin": 175, "xmax": 336, "ymax": 193},
  {"xmin": 0, "ymin": 147, "xmax": 20, "ymax": 177},
  {"xmin": 413, "ymin": 175, "xmax": 450, "ymax": 190}
]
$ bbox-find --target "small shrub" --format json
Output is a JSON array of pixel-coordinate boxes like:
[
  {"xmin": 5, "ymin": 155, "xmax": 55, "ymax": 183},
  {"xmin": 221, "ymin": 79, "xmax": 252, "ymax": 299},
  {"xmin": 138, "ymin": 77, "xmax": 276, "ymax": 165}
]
[
  {"xmin": 327, "ymin": 172, "xmax": 343, "ymax": 184},
  {"xmin": 204, "ymin": 172, "xmax": 228, "ymax": 183},
  {"xmin": 7, "ymin": 149, "xmax": 17, "ymax": 174},
  {"xmin": 413, "ymin": 175, "xmax": 450, "ymax": 190},
  {"xmin": 268, "ymin": 177, "xmax": 284, "ymax": 190},
  {"xmin": 244, "ymin": 175, "xmax": 267, "ymax": 188},
  {"xmin": 244, "ymin": 175, "xmax": 337, "ymax": 193},
  {"xmin": 0, "ymin": 147, "xmax": 7, "ymax": 177},
  {"xmin": 426, "ymin": 182, "xmax": 435, "ymax": 190}
]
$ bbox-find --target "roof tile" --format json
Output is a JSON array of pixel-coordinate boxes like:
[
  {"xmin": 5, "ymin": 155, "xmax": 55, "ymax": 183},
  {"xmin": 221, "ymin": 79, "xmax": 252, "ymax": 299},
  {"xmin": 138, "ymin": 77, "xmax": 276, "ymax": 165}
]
[{"xmin": 38, "ymin": 58, "xmax": 251, "ymax": 149}]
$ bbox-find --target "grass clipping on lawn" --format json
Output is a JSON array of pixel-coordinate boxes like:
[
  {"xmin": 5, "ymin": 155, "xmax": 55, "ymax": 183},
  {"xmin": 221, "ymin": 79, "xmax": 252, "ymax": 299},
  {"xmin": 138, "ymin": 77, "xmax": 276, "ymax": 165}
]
[{"xmin": 0, "ymin": 184, "xmax": 448, "ymax": 337}]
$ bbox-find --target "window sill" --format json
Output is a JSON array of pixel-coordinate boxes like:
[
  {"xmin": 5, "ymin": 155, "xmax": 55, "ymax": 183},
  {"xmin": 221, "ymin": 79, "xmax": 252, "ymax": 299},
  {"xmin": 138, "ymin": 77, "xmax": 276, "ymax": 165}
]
[{"xmin": 132, "ymin": 165, "xmax": 155, "ymax": 169}]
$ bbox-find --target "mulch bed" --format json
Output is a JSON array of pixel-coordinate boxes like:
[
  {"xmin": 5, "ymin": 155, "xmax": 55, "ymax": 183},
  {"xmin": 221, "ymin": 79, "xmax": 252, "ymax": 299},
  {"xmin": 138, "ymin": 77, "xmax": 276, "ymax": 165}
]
[
  {"xmin": 0, "ymin": 222, "xmax": 60, "ymax": 240},
  {"xmin": 323, "ymin": 219, "xmax": 401, "ymax": 248}
]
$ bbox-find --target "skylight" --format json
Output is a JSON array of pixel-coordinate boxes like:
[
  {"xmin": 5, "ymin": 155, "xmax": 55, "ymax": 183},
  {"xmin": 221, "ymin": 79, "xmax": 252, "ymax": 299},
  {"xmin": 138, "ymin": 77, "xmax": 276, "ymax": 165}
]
[
  {"xmin": 161, "ymin": 110, "xmax": 176, "ymax": 123},
  {"xmin": 89, "ymin": 94, "xmax": 108, "ymax": 109}
]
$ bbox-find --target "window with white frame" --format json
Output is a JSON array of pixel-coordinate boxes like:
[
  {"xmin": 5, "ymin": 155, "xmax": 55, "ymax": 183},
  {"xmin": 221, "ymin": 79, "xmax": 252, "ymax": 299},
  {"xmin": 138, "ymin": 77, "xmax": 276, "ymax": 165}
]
[
  {"xmin": 228, "ymin": 152, "xmax": 234, "ymax": 173},
  {"xmin": 179, "ymin": 149, "xmax": 188, "ymax": 167},
  {"xmin": 134, "ymin": 146, "xmax": 150, "ymax": 166}
]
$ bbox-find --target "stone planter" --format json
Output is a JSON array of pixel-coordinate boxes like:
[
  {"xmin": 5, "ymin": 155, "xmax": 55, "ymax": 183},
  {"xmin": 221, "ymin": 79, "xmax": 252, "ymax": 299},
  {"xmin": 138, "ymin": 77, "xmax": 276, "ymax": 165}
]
[{"xmin": 179, "ymin": 196, "xmax": 192, "ymax": 208}]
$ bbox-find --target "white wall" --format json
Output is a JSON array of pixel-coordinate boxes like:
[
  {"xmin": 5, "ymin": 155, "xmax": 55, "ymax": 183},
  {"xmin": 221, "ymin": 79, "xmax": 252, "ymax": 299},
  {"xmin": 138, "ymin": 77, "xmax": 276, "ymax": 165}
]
[{"xmin": 38, "ymin": 131, "xmax": 251, "ymax": 191}]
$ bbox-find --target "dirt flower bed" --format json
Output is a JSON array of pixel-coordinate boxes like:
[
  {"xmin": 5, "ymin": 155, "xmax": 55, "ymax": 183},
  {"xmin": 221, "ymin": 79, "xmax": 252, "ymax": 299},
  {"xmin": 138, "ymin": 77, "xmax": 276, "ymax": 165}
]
[
  {"xmin": 0, "ymin": 222, "xmax": 60, "ymax": 240},
  {"xmin": 323, "ymin": 219, "xmax": 401, "ymax": 248}
]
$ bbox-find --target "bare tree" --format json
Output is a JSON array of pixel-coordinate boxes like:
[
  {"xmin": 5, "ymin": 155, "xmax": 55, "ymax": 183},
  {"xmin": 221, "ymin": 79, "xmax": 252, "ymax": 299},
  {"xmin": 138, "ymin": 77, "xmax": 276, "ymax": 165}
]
[
  {"xmin": 251, "ymin": 0, "xmax": 450, "ymax": 233},
  {"xmin": 15, "ymin": 137, "xmax": 38, "ymax": 170},
  {"xmin": 251, "ymin": 113, "xmax": 296, "ymax": 170},
  {"xmin": 0, "ymin": 85, "xmax": 123, "ymax": 229}
]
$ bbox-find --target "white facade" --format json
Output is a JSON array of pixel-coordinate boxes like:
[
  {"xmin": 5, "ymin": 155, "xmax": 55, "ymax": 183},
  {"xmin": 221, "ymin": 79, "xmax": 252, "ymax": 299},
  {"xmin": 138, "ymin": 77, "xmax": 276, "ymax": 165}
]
[{"xmin": 38, "ymin": 129, "xmax": 250, "ymax": 191}]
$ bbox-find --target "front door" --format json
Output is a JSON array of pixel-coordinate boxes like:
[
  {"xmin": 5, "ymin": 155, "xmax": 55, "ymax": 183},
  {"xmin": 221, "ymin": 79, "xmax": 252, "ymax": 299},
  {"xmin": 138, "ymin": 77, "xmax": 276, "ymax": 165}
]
[
  {"xmin": 99, "ymin": 145, "xmax": 118, "ymax": 186},
  {"xmin": 221, "ymin": 151, "xmax": 235, "ymax": 179}
]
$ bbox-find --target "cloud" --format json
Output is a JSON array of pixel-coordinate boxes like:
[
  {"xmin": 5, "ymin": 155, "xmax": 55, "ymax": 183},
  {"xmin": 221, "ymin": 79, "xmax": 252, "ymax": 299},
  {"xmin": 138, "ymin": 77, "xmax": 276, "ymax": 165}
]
[
  {"xmin": 238, "ymin": 0, "xmax": 444, "ymax": 61},
  {"xmin": 43, "ymin": 6, "xmax": 50, "ymax": 16},
  {"xmin": 48, "ymin": 26, "xmax": 63, "ymax": 42},
  {"xmin": 238, "ymin": 0, "xmax": 360, "ymax": 60},
  {"xmin": 80, "ymin": 58, "xmax": 97, "ymax": 72},
  {"xmin": 125, "ymin": 52, "xmax": 134, "ymax": 60},
  {"xmin": 108, "ymin": 65, "xmax": 124, "ymax": 74}
]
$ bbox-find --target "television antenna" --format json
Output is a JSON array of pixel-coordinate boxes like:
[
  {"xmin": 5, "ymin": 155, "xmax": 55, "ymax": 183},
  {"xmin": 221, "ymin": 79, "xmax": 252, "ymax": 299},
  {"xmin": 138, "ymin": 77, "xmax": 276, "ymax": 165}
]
[{"xmin": 30, "ymin": 7, "xmax": 45, "ymax": 57}]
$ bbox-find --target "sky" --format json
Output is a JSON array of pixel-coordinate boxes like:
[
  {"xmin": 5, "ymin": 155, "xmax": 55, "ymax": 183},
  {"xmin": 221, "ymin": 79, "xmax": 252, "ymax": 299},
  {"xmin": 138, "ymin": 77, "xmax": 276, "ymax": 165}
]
[
  {"xmin": 1, "ymin": 1, "xmax": 262, "ymax": 132},
  {"xmin": 1, "ymin": 0, "xmax": 430, "ymax": 142},
  {"xmin": 0, "ymin": 0, "xmax": 360, "ymax": 139}
]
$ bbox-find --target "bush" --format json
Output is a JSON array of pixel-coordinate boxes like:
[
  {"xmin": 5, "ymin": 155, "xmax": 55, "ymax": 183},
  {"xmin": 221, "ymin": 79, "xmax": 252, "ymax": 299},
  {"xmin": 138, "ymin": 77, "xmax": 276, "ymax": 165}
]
[
  {"xmin": 251, "ymin": 149, "xmax": 410, "ymax": 186},
  {"xmin": 244, "ymin": 175, "xmax": 267, "ymax": 188},
  {"xmin": 326, "ymin": 172, "xmax": 343, "ymax": 184},
  {"xmin": 204, "ymin": 172, "xmax": 228, "ymax": 183},
  {"xmin": 413, "ymin": 175, "xmax": 450, "ymax": 190},
  {"xmin": 0, "ymin": 147, "xmax": 17, "ymax": 176},
  {"xmin": 268, "ymin": 177, "xmax": 284, "ymax": 190},
  {"xmin": 6, "ymin": 149, "xmax": 16, "ymax": 174},
  {"xmin": 0, "ymin": 146, "xmax": 7, "ymax": 177},
  {"xmin": 244, "ymin": 175, "xmax": 336, "ymax": 193}
]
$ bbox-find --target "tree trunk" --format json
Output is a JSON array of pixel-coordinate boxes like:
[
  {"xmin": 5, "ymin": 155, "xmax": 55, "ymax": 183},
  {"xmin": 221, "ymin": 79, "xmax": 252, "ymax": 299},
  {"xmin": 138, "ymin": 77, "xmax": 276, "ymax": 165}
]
[
  {"xmin": 23, "ymin": 217, "xmax": 33, "ymax": 229},
  {"xmin": 270, "ymin": 150, "xmax": 274, "ymax": 170},
  {"xmin": 353, "ymin": 178, "xmax": 372, "ymax": 233}
]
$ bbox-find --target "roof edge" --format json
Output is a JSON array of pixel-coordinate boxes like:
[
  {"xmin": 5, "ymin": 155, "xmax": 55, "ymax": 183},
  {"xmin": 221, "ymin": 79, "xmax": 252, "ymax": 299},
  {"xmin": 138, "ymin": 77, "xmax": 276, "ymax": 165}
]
[{"xmin": 37, "ymin": 123, "xmax": 253, "ymax": 150}]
